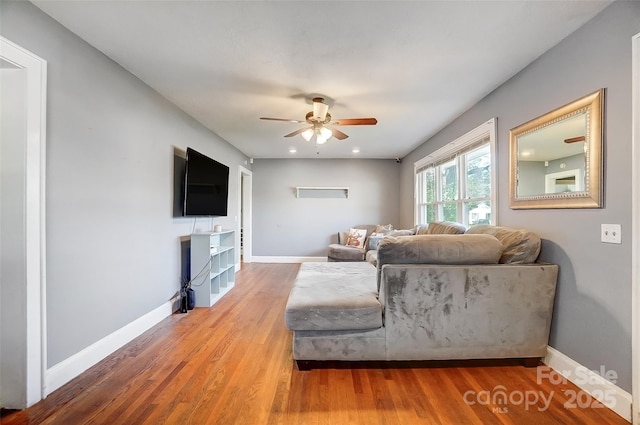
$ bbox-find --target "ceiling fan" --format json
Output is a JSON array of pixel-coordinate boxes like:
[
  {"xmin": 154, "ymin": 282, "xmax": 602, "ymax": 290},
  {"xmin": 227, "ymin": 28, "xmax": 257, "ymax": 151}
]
[{"xmin": 260, "ymin": 97, "xmax": 377, "ymax": 144}]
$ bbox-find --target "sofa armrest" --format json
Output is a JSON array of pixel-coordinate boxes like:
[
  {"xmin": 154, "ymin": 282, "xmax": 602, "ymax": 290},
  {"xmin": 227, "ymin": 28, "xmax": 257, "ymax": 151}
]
[{"xmin": 379, "ymin": 263, "xmax": 558, "ymax": 360}]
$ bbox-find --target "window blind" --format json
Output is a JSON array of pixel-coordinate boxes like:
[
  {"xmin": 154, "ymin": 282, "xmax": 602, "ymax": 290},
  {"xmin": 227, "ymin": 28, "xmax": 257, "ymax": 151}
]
[{"xmin": 415, "ymin": 135, "xmax": 490, "ymax": 175}]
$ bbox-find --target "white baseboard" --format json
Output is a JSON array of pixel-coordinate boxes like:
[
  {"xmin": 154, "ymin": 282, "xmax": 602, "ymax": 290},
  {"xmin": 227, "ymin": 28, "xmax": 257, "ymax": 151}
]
[
  {"xmin": 44, "ymin": 300, "xmax": 174, "ymax": 396},
  {"xmin": 251, "ymin": 256, "xmax": 327, "ymax": 263},
  {"xmin": 544, "ymin": 346, "xmax": 632, "ymax": 422}
]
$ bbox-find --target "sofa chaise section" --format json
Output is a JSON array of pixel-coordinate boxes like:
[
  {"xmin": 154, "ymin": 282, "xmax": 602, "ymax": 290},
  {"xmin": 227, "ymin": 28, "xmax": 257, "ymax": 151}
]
[
  {"xmin": 285, "ymin": 262, "xmax": 381, "ymax": 331},
  {"xmin": 285, "ymin": 262, "xmax": 387, "ymax": 361}
]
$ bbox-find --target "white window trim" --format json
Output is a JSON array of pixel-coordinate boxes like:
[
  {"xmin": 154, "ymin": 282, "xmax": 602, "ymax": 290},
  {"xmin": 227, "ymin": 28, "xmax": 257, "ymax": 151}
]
[{"xmin": 414, "ymin": 118, "xmax": 497, "ymax": 226}]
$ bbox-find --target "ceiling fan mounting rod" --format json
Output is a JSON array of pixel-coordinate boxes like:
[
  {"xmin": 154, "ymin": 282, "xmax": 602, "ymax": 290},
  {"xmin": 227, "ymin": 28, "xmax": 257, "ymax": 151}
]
[{"xmin": 305, "ymin": 111, "xmax": 331, "ymax": 125}]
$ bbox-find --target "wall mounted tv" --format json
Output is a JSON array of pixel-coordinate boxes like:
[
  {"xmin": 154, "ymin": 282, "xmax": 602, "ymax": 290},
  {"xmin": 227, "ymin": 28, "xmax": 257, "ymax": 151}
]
[{"xmin": 183, "ymin": 147, "xmax": 229, "ymax": 216}]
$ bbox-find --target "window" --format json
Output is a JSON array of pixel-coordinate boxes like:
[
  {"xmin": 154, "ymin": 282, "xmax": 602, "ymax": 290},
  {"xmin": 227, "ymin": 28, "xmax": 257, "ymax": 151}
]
[{"xmin": 415, "ymin": 119, "xmax": 497, "ymax": 227}]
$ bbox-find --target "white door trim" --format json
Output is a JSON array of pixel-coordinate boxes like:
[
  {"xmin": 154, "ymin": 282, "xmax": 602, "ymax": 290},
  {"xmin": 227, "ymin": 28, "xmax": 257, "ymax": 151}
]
[
  {"xmin": 631, "ymin": 31, "xmax": 640, "ymax": 425},
  {"xmin": 0, "ymin": 36, "xmax": 47, "ymax": 406},
  {"xmin": 238, "ymin": 165, "xmax": 252, "ymax": 264}
]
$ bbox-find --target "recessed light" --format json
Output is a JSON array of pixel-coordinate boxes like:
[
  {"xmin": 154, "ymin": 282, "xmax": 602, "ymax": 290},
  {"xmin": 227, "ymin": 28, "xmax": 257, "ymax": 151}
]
[
  {"xmin": 352, "ymin": 147, "xmax": 360, "ymax": 154},
  {"xmin": 289, "ymin": 147, "xmax": 297, "ymax": 154}
]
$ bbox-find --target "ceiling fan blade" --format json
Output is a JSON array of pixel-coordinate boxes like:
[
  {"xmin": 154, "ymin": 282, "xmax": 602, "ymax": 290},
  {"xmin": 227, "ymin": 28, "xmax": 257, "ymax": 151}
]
[
  {"xmin": 260, "ymin": 117, "xmax": 306, "ymax": 123},
  {"xmin": 284, "ymin": 127, "xmax": 309, "ymax": 138},
  {"xmin": 330, "ymin": 127, "xmax": 349, "ymax": 140},
  {"xmin": 332, "ymin": 118, "xmax": 378, "ymax": 126},
  {"xmin": 564, "ymin": 136, "xmax": 585, "ymax": 143}
]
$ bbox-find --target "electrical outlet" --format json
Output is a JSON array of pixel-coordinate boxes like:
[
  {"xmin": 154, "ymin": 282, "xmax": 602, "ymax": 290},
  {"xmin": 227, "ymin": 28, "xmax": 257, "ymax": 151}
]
[{"xmin": 601, "ymin": 224, "xmax": 621, "ymax": 244}]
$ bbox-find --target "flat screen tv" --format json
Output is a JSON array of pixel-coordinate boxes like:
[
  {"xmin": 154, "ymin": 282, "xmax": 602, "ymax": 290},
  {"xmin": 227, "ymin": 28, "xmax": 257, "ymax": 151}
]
[{"xmin": 183, "ymin": 147, "xmax": 229, "ymax": 216}]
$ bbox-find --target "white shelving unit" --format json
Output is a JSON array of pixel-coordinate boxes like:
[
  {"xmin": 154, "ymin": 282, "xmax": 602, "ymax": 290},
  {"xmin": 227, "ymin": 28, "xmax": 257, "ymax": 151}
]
[{"xmin": 190, "ymin": 230, "xmax": 236, "ymax": 307}]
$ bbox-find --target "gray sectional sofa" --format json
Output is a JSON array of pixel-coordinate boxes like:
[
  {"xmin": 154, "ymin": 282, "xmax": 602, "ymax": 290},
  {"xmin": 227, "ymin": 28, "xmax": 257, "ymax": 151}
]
[{"xmin": 285, "ymin": 223, "xmax": 558, "ymax": 369}]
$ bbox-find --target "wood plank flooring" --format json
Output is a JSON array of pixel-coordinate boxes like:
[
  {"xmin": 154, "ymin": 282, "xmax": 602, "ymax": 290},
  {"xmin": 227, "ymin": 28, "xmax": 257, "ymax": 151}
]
[{"xmin": 2, "ymin": 263, "xmax": 629, "ymax": 424}]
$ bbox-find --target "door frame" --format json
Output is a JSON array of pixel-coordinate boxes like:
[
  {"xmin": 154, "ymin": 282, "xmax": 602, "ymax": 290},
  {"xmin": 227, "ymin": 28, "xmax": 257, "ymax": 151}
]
[
  {"xmin": 632, "ymin": 31, "xmax": 639, "ymax": 425},
  {"xmin": 238, "ymin": 165, "xmax": 252, "ymax": 264},
  {"xmin": 0, "ymin": 36, "xmax": 47, "ymax": 406}
]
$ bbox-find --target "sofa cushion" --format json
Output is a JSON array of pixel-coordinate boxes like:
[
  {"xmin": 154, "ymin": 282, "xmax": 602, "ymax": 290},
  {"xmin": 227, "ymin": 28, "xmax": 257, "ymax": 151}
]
[
  {"xmin": 377, "ymin": 234, "xmax": 502, "ymax": 265},
  {"xmin": 375, "ymin": 224, "xmax": 394, "ymax": 235},
  {"xmin": 426, "ymin": 220, "xmax": 467, "ymax": 235},
  {"xmin": 328, "ymin": 244, "xmax": 366, "ymax": 261},
  {"xmin": 390, "ymin": 229, "xmax": 415, "ymax": 237},
  {"xmin": 466, "ymin": 225, "xmax": 541, "ymax": 264},
  {"xmin": 415, "ymin": 224, "xmax": 429, "ymax": 235},
  {"xmin": 285, "ymin": 262, "xmax": 382, "ymax": 331},
  {"xmin": 376, "ymin": 234, "xmax": 503, "ymax": 289},
  {"xmin": 367, "ymin": 235, "xmax": 385, "ymax": 250},
  {"xmin": 365, "ymin": 249, "xmax": 378, "ymax": 266}
]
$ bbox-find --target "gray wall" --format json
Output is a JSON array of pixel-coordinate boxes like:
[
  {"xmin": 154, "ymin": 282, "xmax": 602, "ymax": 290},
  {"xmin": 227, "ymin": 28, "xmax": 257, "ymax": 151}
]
[
  {"xmin": 547, "ymin": 153, "xmax": 585, "ymax": 176},
  {"xmin": 400, "ymin": 1, "xmax": 638, "ymax": 392},
  {"xmin": 0, "ymin": 1, "xmax": 250, "ymax": 367},
  {"xmin": 252, "ymin": 159, "xmax": 400, "ymax": 257}
]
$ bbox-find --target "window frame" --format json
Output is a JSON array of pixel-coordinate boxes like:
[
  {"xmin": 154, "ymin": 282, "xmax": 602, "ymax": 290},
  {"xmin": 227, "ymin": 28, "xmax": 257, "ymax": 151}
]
[{"xmin": 414, "ymin": 119, "xmax": 497, "ymax": 227}]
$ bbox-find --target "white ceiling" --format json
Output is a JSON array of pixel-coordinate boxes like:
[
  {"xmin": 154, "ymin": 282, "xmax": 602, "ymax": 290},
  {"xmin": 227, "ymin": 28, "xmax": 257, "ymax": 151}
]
[{"xmin": 32, "ymin": 0, "xmax": 611, "ymax": 159}]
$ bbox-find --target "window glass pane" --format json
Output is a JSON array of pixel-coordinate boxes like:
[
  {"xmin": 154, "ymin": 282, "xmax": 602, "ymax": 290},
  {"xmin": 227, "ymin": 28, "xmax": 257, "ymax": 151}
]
[
  {"xmin": 417, "ymin": 204, "xmax": 436, "ymax": 224},
  {"xmin": 442, "ymin": 202, "xmax": 458, "ymax": 222},
  {"xmin": 466, "ymin": 201, "xmax": 492, "ymax": 226},
  {"xmin": 425, "ymin": 168, "xmax": 436, "ymax": 203},
  {"xmin": 440, "ymin": 160, "xmax": 458, "ymax": 201},
  {"xmin": 465, "ymin": 145, "xmax": 491, "ymax": 199},
  {"xmin": 426, "ymin": 204, "xmax": 436, "ymax": 223}
]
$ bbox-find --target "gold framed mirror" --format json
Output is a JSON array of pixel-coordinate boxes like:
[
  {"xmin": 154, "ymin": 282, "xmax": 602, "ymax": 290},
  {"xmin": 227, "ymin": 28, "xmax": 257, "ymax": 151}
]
[{"xmin": 509, "ymin": 89, "xmax": 604, "ymax": 209}]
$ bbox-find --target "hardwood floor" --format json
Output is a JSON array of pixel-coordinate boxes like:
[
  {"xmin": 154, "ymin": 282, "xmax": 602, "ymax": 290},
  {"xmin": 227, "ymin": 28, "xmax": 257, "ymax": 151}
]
[{"xmin": 3, "ymin": 263, "xmax": 629, "ymax": 424}]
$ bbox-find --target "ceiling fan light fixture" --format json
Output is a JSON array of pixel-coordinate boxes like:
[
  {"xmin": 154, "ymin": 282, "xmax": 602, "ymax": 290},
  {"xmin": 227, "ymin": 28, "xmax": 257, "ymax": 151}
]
[
  {"xmin": 301, "ymin": 128, "xmax": 314, "ymax": 142},
  {"xmin": 313, "ymin": 126, "xmax": 332, "ymax": 144},
  {"xmin": 319, "ymin": 126, "xmax": 332, "ymax": 140}
]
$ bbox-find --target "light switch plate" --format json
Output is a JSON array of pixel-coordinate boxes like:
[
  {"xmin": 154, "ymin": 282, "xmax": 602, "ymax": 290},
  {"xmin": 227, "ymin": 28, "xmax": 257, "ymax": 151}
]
[{"xmin": 601, "ymin": 224, "xmax": 622, "ymax": 244}]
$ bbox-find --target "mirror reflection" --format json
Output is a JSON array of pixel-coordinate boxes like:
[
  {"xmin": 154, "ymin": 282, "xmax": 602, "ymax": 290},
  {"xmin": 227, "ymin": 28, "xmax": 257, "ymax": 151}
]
[
  {"xmin": 509, "ymin": 89, "xmax": 603, "ymax": 209},
  {"xmin": 516, "ymin": 112, "xmax": 587, "ymax": 197}
]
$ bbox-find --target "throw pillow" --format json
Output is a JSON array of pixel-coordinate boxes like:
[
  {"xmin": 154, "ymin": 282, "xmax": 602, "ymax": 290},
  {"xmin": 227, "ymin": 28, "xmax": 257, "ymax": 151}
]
[
  {"xmin": 345, "ymin": 228, "xmax": 367, "ymax": 248},
  {"xmin": 375, "ymin": 224, "xmax": 394, "ymax": 235},
  {"xmin": 390, "ymin": 229, "xmax": 414, "ymax": 237}
]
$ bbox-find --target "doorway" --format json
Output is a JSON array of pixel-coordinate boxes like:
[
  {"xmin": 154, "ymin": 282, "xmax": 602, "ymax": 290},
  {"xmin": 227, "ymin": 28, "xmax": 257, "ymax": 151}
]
[
  {"xmin": 239, "ymin": 166, "xmax": 252, "ymax": 264},
  {"xmin": 0, "ymin": 37, "xmax": 47, "ymax": 408}
]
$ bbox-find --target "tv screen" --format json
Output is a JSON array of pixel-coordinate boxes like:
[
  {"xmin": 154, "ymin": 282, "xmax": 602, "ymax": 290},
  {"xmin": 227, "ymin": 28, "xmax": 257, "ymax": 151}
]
[{"xmin": 183, "ymin": 147, "xmax": 229, "ymax": 216}]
